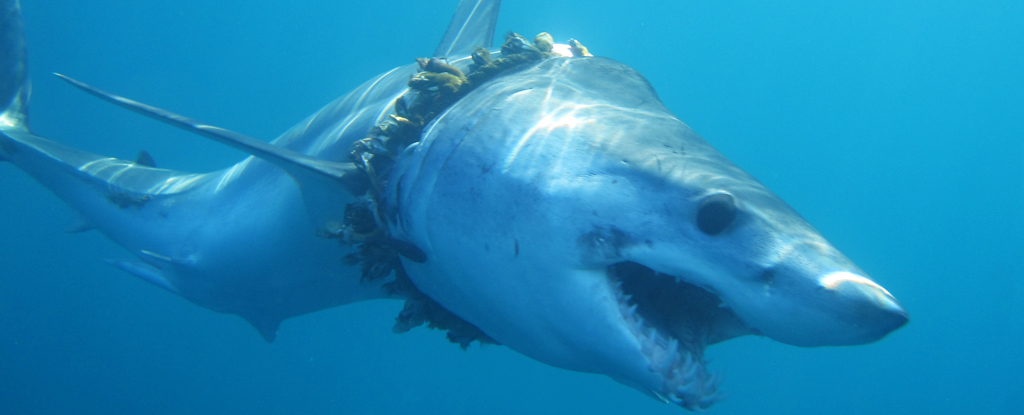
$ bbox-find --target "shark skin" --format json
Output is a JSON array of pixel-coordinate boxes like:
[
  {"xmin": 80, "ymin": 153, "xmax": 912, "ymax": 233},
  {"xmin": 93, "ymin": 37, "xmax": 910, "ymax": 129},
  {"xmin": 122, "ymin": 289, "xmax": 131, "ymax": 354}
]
[{"xmin": 0, "ymin": 0, "xmax": 908, "ymax": 411}]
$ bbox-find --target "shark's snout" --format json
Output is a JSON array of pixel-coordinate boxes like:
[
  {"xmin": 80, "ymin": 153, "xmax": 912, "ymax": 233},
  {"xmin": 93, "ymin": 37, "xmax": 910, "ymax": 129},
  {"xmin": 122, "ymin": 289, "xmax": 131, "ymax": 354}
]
[
  {"xmin": 818, "ymin": 271, "xmax": 909, "ymax": 342},
  {"xmin": 737, "ymin": 253, "xmax": 908, "ymax": 348}
]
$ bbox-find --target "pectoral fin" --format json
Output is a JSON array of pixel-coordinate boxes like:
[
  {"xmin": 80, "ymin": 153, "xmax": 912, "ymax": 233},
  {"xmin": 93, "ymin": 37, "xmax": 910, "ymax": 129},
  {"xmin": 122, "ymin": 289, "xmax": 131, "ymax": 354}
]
[{"xmin": 56, "ymin": 73, "xmax": 363, "ymax": 230}]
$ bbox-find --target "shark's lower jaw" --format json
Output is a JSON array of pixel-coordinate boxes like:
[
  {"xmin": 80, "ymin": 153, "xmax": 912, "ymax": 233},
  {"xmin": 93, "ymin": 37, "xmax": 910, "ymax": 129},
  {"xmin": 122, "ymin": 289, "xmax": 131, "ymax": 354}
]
[{"xmin": 608, "ymin": 262, "xmax": 749, "ymax": 410}]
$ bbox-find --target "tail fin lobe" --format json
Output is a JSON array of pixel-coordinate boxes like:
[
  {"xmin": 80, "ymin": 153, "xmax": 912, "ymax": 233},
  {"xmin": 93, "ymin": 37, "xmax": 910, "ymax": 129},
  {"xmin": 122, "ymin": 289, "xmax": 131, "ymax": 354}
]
[{"xmin": 1, "ymin": 0, "xmax": 30, "ymax": 133}]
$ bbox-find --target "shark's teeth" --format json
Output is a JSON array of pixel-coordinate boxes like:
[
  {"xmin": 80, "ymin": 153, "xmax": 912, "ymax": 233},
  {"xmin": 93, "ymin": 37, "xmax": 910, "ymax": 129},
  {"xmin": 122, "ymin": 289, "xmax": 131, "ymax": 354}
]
[
  {"xmin": 682, "ymin": 355, "xmax": 700, "ymax": 380},
  {"xmin": 661, "ymin": 351, "xmax": 719, "ymax": 410},
  {"xmin": 682, "ymin": 350, "xmax": 694, "ymax": 371},
  {"xmin": 608, "ymin": 263, "xmax": 719, "ymax": 409},
  {"xmin": 643, "ymin": 326, "xmax": 656, "ymax": 339}
]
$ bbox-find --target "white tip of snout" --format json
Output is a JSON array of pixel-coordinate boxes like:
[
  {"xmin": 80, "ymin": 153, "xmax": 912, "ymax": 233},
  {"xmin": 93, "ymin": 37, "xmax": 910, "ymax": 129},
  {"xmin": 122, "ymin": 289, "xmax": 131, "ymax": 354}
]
[
  {"xmin": 819, "ymin": 271, "xmax": 900, "ymax": 309},
  {"xmin": 819, "ymin": 271, "xmax": 889, "ymax": 293}
]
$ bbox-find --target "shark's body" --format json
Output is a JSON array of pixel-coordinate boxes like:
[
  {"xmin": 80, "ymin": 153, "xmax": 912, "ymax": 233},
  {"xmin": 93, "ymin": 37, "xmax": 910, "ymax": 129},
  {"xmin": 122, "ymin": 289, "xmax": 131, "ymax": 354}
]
[
  {"xmin": 1, "ymin": 0, "xmax": 430, "ymax": 340},
  {"xmin": 1, "ymin": 0, "xmax": 907, "ymax": 410}
]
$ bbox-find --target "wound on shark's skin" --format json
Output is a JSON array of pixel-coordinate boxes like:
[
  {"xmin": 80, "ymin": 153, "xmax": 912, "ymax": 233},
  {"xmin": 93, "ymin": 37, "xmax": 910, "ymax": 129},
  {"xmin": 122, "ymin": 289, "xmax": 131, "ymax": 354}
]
[
  {"xmin": 107, "ymin": 193, "xmax": 151, "ymax": 209},
  {"xmin": 578, "ymin": 226, "xmax": 633, "ymax": 263}
]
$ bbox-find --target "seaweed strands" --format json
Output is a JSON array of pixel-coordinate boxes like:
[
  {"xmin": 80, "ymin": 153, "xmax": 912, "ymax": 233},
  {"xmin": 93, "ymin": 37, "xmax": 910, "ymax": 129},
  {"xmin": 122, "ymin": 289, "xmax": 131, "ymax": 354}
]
[
  {"xmin": 388, "ymin": 266, "xmax": 499, "ymax": 349},
  {"xmin": 347, "ymin": 32, "xmax": 574, "ymax": 198}
]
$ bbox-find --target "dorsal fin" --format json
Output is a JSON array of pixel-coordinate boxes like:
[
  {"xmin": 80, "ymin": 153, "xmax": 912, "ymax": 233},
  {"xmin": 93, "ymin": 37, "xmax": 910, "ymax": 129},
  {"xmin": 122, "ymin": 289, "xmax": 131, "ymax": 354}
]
[
  {"xmin": 55, "ymin": 73, "xmax": 362, "ymax": 229},
  {"xmin": 0, "ymin": 0, "xmax": 30, "ymax": 132},
  {"xmin": 433, "ymin": 0, "xmax": 501, "ymax": 58},
  {"xmin": 134, "ymin": 150, "xmax": 156, "ymax": 167}
]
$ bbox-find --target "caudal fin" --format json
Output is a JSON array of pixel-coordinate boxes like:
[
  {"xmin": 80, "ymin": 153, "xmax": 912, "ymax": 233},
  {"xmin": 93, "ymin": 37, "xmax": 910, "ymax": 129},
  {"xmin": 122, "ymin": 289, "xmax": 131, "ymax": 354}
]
[{"xmin": 0, "ymin": 0, "xmax": 29, "ymax": 136}]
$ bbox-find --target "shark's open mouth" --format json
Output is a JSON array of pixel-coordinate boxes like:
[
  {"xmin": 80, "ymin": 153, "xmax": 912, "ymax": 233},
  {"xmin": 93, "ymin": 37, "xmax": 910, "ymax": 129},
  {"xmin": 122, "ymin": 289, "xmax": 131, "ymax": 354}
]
[{"xmin": 607, "ymin": 262, "xmax": 749, "ymax": 409}]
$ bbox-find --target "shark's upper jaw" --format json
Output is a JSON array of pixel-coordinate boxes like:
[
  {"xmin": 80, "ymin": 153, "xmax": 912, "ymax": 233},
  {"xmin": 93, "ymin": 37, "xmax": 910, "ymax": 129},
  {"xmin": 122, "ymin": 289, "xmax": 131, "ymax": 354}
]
[
  {"xmin": 626, "ymin": 225, "xmax": 910, "ymax": 349},
  {"xmin": 605, "ymin": 261, "xmax": 744, "ymax": 409}
]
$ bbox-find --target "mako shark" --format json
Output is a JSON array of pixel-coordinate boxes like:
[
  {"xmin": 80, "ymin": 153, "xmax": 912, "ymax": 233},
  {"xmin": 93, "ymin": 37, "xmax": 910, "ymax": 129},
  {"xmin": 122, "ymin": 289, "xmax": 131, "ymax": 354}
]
[{"xmin": 0, "ymin": 0, "xmax": 908, "ymax": 410}]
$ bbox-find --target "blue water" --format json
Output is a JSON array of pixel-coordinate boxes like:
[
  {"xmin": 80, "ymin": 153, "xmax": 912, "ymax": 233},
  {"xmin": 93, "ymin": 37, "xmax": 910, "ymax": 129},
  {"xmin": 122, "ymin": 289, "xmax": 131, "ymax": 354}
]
[{"xmin": 2, "ymin": 0, "xmax": 1022, "ymax": 413}]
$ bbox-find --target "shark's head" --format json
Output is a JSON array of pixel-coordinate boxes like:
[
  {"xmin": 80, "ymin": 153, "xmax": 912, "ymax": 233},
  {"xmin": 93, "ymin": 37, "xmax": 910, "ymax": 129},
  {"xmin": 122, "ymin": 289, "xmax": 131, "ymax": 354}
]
[
  {"xmin": 389, "ymin": 56, "xmax": 907, "ymax": 410},
  {"xmin": 593, "ymin": 109, "xmax": 910, "ymax": 350}
]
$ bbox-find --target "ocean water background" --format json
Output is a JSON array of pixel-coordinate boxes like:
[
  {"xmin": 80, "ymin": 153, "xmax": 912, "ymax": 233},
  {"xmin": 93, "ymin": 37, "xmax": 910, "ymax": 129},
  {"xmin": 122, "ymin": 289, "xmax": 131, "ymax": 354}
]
[{"xmin": 1, "ymin": 0, "xmax": 1021, "ymax": 413}]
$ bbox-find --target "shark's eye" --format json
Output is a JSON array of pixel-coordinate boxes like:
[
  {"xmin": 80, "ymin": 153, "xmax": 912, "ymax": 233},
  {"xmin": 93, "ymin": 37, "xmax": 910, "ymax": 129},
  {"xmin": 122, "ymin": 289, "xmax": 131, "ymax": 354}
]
[{"xmin": 697, "ymin": 193, "xmax": 737, "ymax": 235}]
